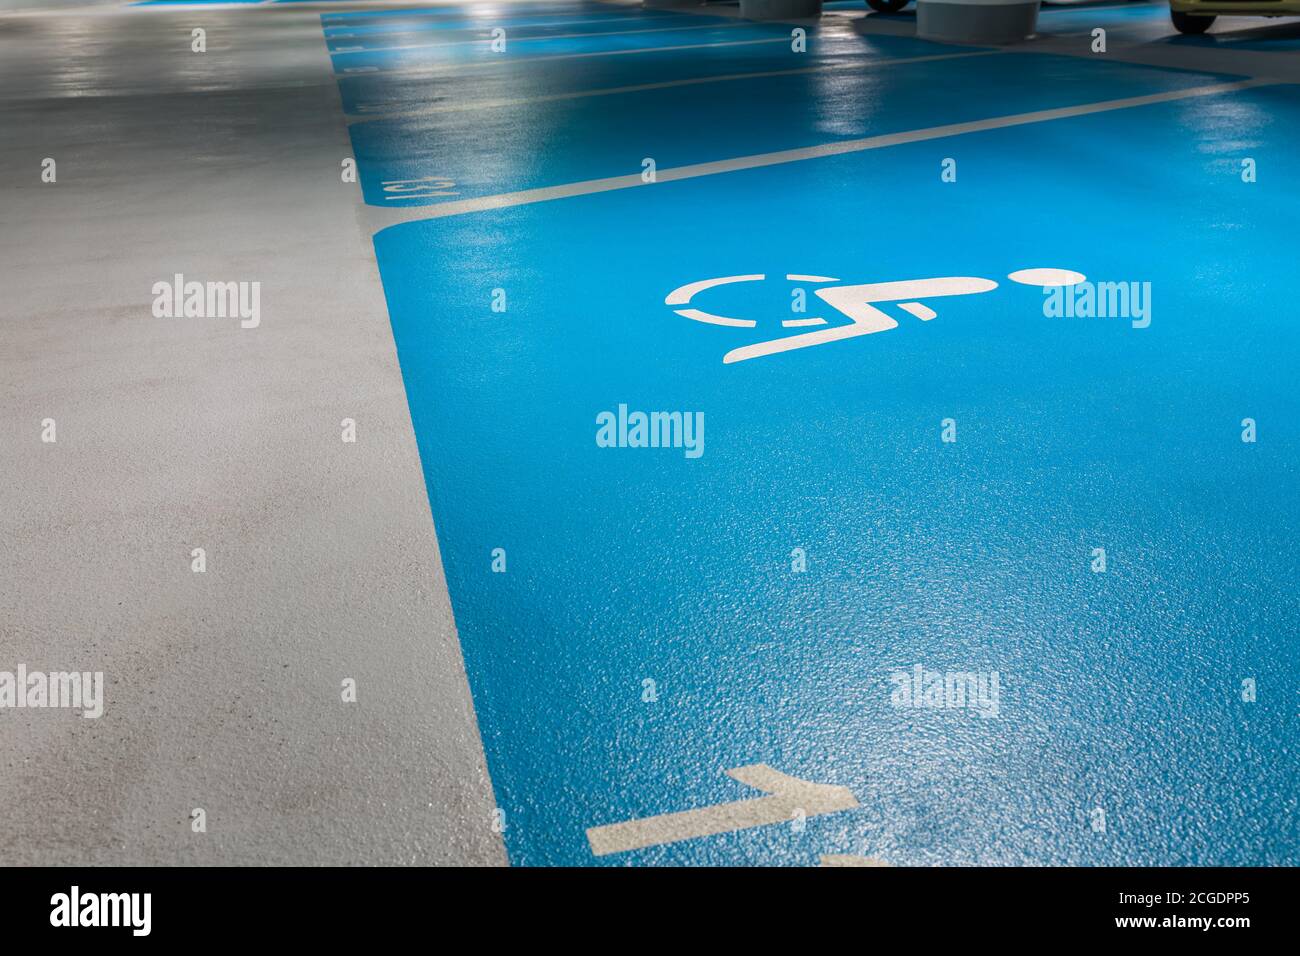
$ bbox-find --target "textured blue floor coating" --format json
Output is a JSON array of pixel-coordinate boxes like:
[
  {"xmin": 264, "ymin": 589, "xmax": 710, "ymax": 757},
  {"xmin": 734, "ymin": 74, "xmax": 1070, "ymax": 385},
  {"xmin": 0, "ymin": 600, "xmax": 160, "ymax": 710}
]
[
  {"xmin": 325, "ymin": 1, "xmax": 611, "ymax": 20},
  {"xmin": 347, "ymin": 52, "xmax": 1237, "ymax": 207},
  {"xmin": 1039, "ymin": 1, "xmax": 1169, "ymax": 21},
  {"xmin": 329, "ymin": 21, "xmax": 800, "ymax": 72},
  {"xmin": 314, "ymin": 1, "xmax": 1300, "ymax": 866},
  {"xmin": 326, "ymin": 13, "xmax": 674, "ymax": 38},
  {"xmin": 835, "ymin": 1, "xmax": 1300, "ymax": 51},
  {"xmin": 324, "ymin": 12, "xmax": 727, "ymax": 42},
  {"xmin": 373, "ymin": 82, "xmax": 1300, "ymax": 865},
  {"xmin": 335, "ymin": 30, "xmax": 959, "ymax": 115},
  {"xmin": 325, "ymin": 16, "xmax": 738, "ymax": 53}
]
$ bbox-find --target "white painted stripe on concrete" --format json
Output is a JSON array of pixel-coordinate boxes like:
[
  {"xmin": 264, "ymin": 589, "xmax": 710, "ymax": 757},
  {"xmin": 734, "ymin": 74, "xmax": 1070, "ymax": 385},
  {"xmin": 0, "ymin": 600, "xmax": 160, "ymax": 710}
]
[{"xmin": 386, "ymin": 78, "xmax": 1270, "ymax": 223}]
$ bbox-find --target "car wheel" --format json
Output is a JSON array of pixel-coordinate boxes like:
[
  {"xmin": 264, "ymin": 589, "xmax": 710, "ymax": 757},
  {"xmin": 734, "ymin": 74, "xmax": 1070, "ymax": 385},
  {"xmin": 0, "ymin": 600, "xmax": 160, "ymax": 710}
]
[
  {"xmin": 867, "ymin": 0, "xmax": 910, "ymax": 12},
  {"xmin": 1170, "ymin": 10, "xmax": 1215, "ymax": 33}
]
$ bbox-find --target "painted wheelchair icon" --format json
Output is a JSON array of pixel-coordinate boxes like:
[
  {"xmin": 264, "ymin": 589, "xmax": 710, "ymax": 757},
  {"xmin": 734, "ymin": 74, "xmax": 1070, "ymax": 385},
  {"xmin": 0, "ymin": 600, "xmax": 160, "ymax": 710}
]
[{"xmin": 666, "ymin": 267, "xmax": 1085, "ymax": 364}]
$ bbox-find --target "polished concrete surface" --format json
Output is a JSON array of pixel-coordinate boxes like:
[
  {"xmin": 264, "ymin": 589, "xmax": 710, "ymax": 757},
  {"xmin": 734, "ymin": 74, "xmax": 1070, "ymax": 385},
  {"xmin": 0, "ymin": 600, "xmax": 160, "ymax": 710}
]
[
  {"xmin": 1, "ymin": 0, "xmax": 505, "ymax": 865},
  {"xmin": 3, "ymin": 0, "xmax": 1298, "ymax": 867}
]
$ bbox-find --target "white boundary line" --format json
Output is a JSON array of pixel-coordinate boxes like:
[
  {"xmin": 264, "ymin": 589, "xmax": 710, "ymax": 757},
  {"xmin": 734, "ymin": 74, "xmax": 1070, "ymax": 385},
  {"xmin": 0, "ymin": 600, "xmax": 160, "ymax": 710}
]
[{"xmin": 381, "ymin": 78, "xmax": 1271, "ymax": 223}]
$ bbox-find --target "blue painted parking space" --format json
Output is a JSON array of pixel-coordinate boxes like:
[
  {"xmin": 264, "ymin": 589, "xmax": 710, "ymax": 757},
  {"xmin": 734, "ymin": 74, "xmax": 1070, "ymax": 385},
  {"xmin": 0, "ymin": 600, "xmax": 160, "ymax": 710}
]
[
  {"xmin": 329, "ymin": 21, "xmax": 803, "ymax": 73},
  {"xmin": 346, "ymin": 52, "xmax": 1237, "ymax": 206},
  {"xmin": 323, "ymin": 2, "xmax": 644, "ymax": 27},
  {"xmin": 335, "ymin": 30, "xmax": 958, "ymax": 116},
  {"xmin": 1042, "ymin": 4, "xmax": 1164, "ymax": 26},
  {"xmin": 324, "ymin": 12, "xmax": 725, "ymax": 43},
  {"xmin": 837, "ymin": 1, "xmax": 1300, "ymax": 51},
  {"xmin": 1035, "ymin": 1, "xmax": 1191, "ymax": 42},
  {"xmin": 325, "ymin": 15, "xmax": 740, "ymax": 53},
  {"xmin": 1039, "ymin": 0, "xmax": 1165, "ymax": 17},
  {"xmin": 371, "ymin": 79, "xmax": 1300, "ymax": 866}
]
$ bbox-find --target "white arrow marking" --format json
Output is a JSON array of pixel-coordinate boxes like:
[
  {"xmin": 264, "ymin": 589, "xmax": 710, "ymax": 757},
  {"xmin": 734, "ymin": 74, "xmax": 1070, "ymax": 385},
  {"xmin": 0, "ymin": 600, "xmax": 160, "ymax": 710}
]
[{"xmin": 586, "ymin": 764, "xmax": 859, "ymax": 857}]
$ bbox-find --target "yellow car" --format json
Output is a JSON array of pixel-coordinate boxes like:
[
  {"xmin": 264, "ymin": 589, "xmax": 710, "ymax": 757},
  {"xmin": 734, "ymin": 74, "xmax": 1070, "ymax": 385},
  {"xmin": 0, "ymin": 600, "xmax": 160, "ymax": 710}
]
[{"xmin": 1170, "ymin": 0, "xmax": 1298, "ymax": 33}]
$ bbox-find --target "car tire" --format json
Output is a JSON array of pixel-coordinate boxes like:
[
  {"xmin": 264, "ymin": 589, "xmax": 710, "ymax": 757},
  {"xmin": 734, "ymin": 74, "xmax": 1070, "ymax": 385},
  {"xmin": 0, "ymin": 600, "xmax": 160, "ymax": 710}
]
[
  {"xmin": 867, "ymin": 0, "xmax": 911, "ymax": 12},
  {"xmin": 1170, "ymin": 10, "xmax": 1215, "ymax": 33}
]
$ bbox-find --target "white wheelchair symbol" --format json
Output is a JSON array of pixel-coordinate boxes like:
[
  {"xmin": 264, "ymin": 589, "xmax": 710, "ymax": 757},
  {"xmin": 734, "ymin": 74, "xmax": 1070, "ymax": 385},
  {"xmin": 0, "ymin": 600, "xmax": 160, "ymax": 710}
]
[{"xmin": 665, "ymin": 267, "xmax": 1085, "ymax": 364}]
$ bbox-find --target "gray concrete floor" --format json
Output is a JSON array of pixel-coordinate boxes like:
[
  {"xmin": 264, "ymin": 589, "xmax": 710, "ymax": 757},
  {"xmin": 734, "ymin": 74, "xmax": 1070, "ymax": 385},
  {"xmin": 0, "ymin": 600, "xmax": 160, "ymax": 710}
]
[{"xmin": 0, "ymin": 0, "xmax": 506, "ymax": 865}]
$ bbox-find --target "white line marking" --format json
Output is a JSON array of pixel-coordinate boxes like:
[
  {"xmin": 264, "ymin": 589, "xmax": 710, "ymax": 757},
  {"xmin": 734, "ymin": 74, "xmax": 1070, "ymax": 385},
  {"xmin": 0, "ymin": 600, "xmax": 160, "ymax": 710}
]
[
  {"xmin": 388, "ymin": 78, "xmax": 1270, "ymax": 222},
  {"xmin": 346, "ymin": 50, "xmax": 999, "ymax": 121},
  {"xmin": 331, "ymin": 20, "xmax": 755, "ymax": 54},
  {"xmin": 586, "ymin": 765, "xmax": 859, "ymax": 857}
]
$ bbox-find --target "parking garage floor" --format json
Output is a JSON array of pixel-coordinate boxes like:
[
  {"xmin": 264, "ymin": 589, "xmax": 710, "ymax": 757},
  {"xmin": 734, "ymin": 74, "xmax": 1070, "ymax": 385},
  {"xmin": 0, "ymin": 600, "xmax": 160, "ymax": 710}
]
[{"xmin": 3, "ymin": 0, "xmax": 1297, "ymax": 867}]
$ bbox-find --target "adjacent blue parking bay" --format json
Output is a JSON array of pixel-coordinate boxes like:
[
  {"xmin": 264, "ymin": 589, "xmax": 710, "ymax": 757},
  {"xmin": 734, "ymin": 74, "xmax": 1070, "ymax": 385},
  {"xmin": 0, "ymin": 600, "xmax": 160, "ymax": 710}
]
[
  {"xmin": 1036, "ymin": 3, "xmax": 1300, "ymax": 49},
  {"xmin": 374, "ymin": 82, "xmax": 1300, "ymax": 866},
  {"xmin": 348, "ymin": 53, "xmax": 1239, "ymax": 207},
  {"xmin": 1179, "ymin": 25, "xmax": 1300, "ymax": 52},
  {"xmin": 335, "ymin": 30, "xmax": 954, "ymax": 117},
  {"xmin": 324, "ymin": 12, "xmax": 729, "ymax": 44},
  {"xmin": 324, "ymin": 1, "xmax": 622, "ymax": 24},
  {"xmin": 329, "ymin": 21, "xmax": 804, "ymax": 73}
]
